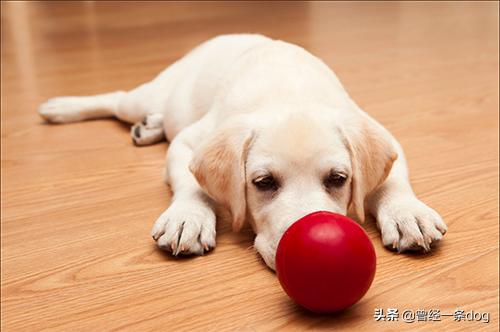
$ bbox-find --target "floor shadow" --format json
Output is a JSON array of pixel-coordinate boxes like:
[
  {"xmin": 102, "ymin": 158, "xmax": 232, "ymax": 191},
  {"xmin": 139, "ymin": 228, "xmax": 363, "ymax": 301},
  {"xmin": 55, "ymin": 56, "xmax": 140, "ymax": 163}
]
[
  {"xmin": 395, "ymin": 239, "xmax": 445, "ymax": 259},
  {"xmin": 151, "ymin": 242, "xmax": 216, "ymax": 264},
  {"xmin": 108, "ymin": 118, "xmax": 132, "ymax": 133},
  {"xmin": 279, "ymin": 295, "xmax": 369, "ymax": 329},
  {"xmin": 38, "ymin": 117, "xmax": 124, "ymax": 126},
  {"xmin": 364, "ymin": 212, "xmax": 446, "ymax": 259}
]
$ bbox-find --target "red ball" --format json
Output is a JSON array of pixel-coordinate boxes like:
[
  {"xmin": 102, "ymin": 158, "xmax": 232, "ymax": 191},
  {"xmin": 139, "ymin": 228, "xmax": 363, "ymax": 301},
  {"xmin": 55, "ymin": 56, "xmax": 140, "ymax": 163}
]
[{"xmin": 276, "ymin": 211, "xmax": 376, "ymax": 313}]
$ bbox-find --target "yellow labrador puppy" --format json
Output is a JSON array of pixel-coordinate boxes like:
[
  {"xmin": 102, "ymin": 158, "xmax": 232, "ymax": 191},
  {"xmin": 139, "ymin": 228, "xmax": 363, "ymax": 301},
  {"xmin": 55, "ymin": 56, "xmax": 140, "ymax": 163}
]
[{"xmin": 39, "ymin": 34, "xmax": 447, "ymax": 269}]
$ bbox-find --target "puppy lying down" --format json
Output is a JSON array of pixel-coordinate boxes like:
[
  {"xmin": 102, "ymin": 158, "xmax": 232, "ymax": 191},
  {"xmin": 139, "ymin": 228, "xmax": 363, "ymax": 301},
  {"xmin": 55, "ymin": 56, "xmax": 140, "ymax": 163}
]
[{"xmin": 39, "ymin": 34, "xmax": 447, "ymax": 270}]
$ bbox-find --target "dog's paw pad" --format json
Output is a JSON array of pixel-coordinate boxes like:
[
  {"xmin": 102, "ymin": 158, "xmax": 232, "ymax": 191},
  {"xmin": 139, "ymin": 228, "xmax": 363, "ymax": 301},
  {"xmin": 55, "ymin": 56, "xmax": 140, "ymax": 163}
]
[{"xmin": 131, "ymin": 115, "xmax": 165, "ymax": 146}]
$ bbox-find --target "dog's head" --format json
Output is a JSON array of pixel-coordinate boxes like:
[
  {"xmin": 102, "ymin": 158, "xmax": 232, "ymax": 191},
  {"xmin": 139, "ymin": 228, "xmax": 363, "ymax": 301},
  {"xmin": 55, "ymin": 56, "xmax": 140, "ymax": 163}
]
[{"xmin": 189, "ymin": 107, "xmax": 397, "ymax": 270}]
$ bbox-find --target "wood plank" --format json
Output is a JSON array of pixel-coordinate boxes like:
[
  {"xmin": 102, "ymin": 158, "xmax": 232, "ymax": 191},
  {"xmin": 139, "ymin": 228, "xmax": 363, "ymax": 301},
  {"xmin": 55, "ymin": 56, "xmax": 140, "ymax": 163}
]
[{"xmin": 1, "ymin": 2, "xmax": 498, "ymax": 331}]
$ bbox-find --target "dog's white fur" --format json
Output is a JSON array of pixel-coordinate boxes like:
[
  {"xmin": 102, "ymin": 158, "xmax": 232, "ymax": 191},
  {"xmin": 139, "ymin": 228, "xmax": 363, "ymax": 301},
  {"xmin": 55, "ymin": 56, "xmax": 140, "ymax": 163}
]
[{"xmin": 39, "ymin": 34, "xmax": 447, "ymax": 269}]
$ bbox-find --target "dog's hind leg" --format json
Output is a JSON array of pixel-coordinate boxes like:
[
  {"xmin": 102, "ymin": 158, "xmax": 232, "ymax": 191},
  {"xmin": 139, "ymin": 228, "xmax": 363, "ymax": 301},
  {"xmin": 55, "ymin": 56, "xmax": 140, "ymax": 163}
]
[
  {"xmin": 37, "ymin": 78, "xmax": 165, "ymax": 124},
  {"xmin": 38, "ymin": 53, "xmax": 189, "ymax": 147},
  {"xmin": 38, "ymin": 91, "xmax": 128, "ymax": 124},
  {"xmin": 38, "ymin": 82, "xmax": 167, "ymax": 145},
  {"xmin": 38, "ymin": 90, "xmax": 167, "ymax": 146}
]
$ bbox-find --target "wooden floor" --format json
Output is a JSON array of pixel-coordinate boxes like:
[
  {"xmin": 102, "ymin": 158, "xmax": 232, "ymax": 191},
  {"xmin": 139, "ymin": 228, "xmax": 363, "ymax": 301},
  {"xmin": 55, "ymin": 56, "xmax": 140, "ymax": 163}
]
[{"xmin": 1, "ymin": 2, "xmax": 498, "ymax": 331}]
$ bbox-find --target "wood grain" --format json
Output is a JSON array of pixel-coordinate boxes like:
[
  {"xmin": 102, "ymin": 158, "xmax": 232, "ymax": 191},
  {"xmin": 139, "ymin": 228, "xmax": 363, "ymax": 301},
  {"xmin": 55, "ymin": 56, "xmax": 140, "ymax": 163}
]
[{"xmin": 1, "ymin": 2, "xmax": 498, "ymax": 331}]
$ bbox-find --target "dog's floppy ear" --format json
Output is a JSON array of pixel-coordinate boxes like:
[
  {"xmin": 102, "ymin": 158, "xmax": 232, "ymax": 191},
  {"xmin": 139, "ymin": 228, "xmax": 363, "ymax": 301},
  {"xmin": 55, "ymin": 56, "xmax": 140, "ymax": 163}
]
[
  {"xmin": 189, "ymin": 118, "xmax": 255, "ymax": 232},
  {"xmin": 341, "ymin": 113, "xmax": 398, "ymax": 223}
]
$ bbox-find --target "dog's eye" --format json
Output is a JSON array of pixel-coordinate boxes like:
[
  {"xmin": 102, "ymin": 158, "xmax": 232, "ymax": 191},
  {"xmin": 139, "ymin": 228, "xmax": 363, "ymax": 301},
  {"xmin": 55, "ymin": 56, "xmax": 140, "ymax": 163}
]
[
  {"xmin": 323, "ymin": 171, "xmax": 347, "ymax": 189},
  {"xmin": 252, "ymin": 175, "xmax": 279, "ymax": 191}
]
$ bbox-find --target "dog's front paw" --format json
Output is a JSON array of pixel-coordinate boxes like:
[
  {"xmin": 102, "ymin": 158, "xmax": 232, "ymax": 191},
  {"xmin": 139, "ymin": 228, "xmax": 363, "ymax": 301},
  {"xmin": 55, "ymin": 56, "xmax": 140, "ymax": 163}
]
[
  {"xmin": 150, "ymin": 200, "xmax": 216, "ymax": 255},
  {"xmin": 376, "ymin": 196, "xmax": 447, "ymax": 253}
]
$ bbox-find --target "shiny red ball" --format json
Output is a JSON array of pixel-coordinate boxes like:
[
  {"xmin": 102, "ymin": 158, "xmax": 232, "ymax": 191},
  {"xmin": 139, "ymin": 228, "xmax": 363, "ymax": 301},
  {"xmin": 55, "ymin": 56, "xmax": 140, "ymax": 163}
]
[{"xmin": 276, "ymin": 211, "xmax": 376, "ymax": 313}]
